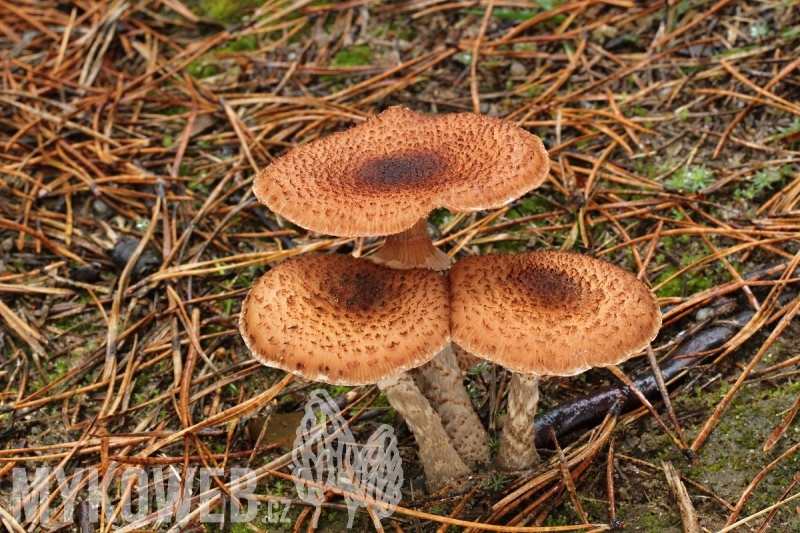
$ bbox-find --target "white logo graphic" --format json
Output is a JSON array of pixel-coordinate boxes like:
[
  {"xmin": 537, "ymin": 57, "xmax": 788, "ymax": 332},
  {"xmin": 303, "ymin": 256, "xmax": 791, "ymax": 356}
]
[{"xmin": 291, "ymin": 390, "xmax": 402, "ymax": 529}]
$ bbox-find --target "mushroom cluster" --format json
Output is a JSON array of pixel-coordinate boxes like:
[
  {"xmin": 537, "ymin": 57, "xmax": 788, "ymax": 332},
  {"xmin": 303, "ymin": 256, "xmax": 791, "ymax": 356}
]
[{"xmin": 240, "ymin": 106, "xmax": 661, "ymax": 491}]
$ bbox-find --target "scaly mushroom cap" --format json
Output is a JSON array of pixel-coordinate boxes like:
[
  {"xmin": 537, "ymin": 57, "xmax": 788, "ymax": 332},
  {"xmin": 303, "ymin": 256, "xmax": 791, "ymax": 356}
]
[
  {"xmin": 449, "ymin": 251, "xmax": 661, "ymax": 376},
  {"xmin": 240, "ymin": 254, "xmax": 450, "ymax": 385},
  {"xmin": 254, "ymin": 106, "xmax": 549, "ymax": 237}
]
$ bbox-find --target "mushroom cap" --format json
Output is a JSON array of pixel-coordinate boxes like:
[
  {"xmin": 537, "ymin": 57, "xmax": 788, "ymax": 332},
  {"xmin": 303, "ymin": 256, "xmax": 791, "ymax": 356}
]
[
  {"xmin": 254, "ymin": 106, "xmax": 549, "ymax": 237},
  {"xmin": 449, "ymin": 251, "xmax": 661, "ymax": 376},
  {"xmin": 240, "ymin": 254, "xmax": 450, "ymax": 385}
]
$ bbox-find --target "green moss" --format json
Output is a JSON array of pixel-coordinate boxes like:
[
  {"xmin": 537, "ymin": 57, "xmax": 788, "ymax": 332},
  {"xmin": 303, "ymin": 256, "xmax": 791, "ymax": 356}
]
[
  {"xmin": 322, "ymin": 384, "xmax": 352, "ymax": 398},
  {"xmin": 734, "ymin": 167, "xmax": 787, "ymax": 201},
  {"xmin": 161, "ymin": 105, "xmax": 190, "ymax": 116},
  {"xmin": 492, "ymin": 239, "xmax": 529, "ymax": 253},
  {"xmin": 485, "ymin": 472, "xmax": 507, "ymax": 491},
  {"xmin": 515, "ymin": 196, "xmax": 549, "ymax": 216},
  {"xmin": 383, "ymin": 22, "xmax": 418, "ymax": 41},
  {"xmin": 542, "ymin": 506, "xmax": 581, "ymax": 526},
  {"xmin": 53, "ymin": 358, "xmax": 69, "ymax": 379},
  {"xmin": 187, "ymin": 0, "xmax": 264, "ymax": 23},
  {"xmin": 679, "ymin": 383, "xmax": 800, "ymax": 522},
  {"xmin": 184, "ymin": 34, "xmax": 259, "ymax": 81},
  {"xmin": 331, "ymin": 45, "xmax": 373, "ymax": 67},
  {"xmin": 52, "ymin": 314, "xmax": 100, "ymax": 337},
  {"xmin": 188, "ymin": 177, "xmax": 210, "ymax": 195},
  {"xmin": 655, "ymin": 269, "xmax": 712, "ymax": 298},
  {"xmin": 186, "ymin": 59, "xmax": 219, "ymax": 79},
  {"xmin": 619, "ymin": 505, "xmax": 678, "ymax": 530},
  {"xmin": 427, "ymin": 207, "xmax": 453, "ymax": 228},
  {"xmin": 220, "ymin": 35, "xmax": 259, "ymax": 53},
  {"xmin": 665, "ymin": 165, "xmax": 715, "ymax": 193},
  {"xmin": 620, "ymin": 247, "xmax": 638, "ymax": 271},
  {"xmin": 321, "ymin": 45, "xmax": 375, "ymax": 89}
]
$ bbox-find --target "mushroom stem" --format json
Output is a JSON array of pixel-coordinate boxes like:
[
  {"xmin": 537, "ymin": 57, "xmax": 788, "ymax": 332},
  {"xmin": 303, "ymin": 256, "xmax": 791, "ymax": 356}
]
[
  {"xmin": 412, "ymin": 343, "xmax": 490, "ymax": 468},
  {"xmin": 370, "ymin": 218, "xmax": 489, "ymax": 467},
  {"xmin": 371, "ymin": 219, "xmax": 451, "ymax": 271},
  {"xmin": 378, "ymin": 372, "xmax": 472, "ymax": 492},
  {"xmin": 495, "ymin": 373, "xmax": 541, "ymax": 471}
]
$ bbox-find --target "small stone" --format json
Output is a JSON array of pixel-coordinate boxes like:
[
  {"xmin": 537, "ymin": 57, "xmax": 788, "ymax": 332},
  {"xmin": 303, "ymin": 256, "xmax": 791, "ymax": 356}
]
[
  {"xmin": 93, "ymin": 199, "xmax": 109, "ymax": 214},
  {"xmin": 695, "ymin": 307, "xmax": 712, "ymax": 321},
  {"xmin": 70, "ymin": 263, "xmax": 102, "ymax": 283},
  {"xmin": 591, "ymin": 24, "xmax": 618, "ymax": 43},
  {"xmin": 509, "ymin": 61, "xmax": 527, "ymax": 77},
  {"xmin": 111, "ymin": 239, "xmax": 161, "ymax": 279}
]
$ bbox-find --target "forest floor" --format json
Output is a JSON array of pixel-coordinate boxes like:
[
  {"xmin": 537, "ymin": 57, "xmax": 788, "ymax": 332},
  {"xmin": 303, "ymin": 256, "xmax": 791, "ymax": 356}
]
[{"xmin": 1, "ymin": 0, "xmax": 800, "ymax": 531}]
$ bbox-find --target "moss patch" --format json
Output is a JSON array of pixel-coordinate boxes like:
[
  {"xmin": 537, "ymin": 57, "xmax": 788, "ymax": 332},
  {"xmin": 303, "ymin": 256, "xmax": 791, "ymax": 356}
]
[
  {"xmin": 186, "ymin": 0, "xmax": 264, "ymax": 23},
  {"xmin": 614, "ymin": 378, "xmax": 800, "ymax": 531},
  {"xmin": 331, "ymin": 45, "xmax": 373, "ymax": 68}
]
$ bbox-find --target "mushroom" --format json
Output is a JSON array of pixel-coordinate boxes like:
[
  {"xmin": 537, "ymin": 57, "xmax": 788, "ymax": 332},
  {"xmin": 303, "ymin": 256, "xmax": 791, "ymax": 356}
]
[
  {"xmin": 252, "ymin": 106, "xmax": 550, "ymax": 466},
  {"xmin": 448, "ymin": 250, "xmax": 661, "ymax": 471},
  {"xmin": 253, "ymin": 105, "xmax": 549, "ymax": 270},
  {"xmin": 240, "ymin": 254, "xmax": 472, "ymax": 491}
]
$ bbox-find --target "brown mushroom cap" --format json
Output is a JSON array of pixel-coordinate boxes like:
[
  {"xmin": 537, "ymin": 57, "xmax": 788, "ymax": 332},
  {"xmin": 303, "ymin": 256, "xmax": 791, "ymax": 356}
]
[
  {"xmin": 254, "ymin": 106, "xmax": 549, "ymax": 237},
  {"xmin": 240, "ymin": 254, "xmax": 450, "ymax": 385},
  {"xmin": 449, "ymin": 251, "xmax": 661, "ymax": 376}
]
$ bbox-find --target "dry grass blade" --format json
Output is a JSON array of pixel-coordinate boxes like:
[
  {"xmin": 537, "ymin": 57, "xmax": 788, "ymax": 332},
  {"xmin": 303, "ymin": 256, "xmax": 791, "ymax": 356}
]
[
  {"xmin": 717, "ymin": 490, "xmax": 800, "ymax": 533},
  {"xmin": 607, "ymin": 365, "xmax": 688, "ymax": 456},
  {"xmin": 662, "ymin": 461, "xmax": 700, "ymax": 533},
  {"xmin": 268, "ymin": 470, "xmax": 610, "ymax": 533},
  {"xmin": 0, "ymin": 504, "xmax": 26, "ymax": 533},
  {"xmin": 0, "ymin": 299, "xmax": 46, "ymax": 356},
  {"xmin": 713, "ymin": 56, "xmax": 800, "ymax": 157},
  {"xmin": 645, "ymin": 344, "xmax": 687, "ymax": 448}
]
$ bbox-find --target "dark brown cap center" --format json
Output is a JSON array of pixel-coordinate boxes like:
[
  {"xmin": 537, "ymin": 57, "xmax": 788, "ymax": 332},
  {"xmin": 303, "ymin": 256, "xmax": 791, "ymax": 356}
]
[
  {"xmin": 322, "ymin": 271, "xmax": 386, "ymax": 312},
  {"xmin": 354, "ymin": 152, "xmax": 446, "ymax": 191},
  {"xmin": 512, "ymin": 266, "xmax": 584, "ymax": 308}
]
